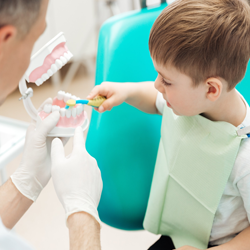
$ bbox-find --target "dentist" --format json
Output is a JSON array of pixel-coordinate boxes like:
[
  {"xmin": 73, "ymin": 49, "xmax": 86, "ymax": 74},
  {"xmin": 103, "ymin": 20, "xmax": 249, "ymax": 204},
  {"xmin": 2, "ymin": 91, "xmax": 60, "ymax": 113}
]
[{"xmin": 0, "ymin": 0, "xmax": 102, "ymax": 249}]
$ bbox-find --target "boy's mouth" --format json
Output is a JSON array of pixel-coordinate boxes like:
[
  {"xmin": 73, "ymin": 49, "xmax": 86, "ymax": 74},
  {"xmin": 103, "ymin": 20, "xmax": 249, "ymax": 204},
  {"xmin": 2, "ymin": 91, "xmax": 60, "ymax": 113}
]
[{"xmin": 166, "ymin": 101, "xmax": 171, "ymax": 108}]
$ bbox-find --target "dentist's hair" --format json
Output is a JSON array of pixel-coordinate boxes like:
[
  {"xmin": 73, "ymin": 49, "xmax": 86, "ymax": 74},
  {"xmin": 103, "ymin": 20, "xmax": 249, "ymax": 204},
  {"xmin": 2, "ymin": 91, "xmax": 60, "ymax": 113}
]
[
  {"xmin": 149, "ymin": 0, "xmax": 250, "ymax": 91},
  {"xmin": 0, "ymin": 0, "xmax": 42, "ymax": 36}
]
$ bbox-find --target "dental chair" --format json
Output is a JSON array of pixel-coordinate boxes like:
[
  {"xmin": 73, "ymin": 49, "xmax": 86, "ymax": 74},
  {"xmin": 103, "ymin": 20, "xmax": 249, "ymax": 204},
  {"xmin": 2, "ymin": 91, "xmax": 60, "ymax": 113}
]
[{"xmin": 86, "ymin": 0, "xmax": 250, "ymax": 231}]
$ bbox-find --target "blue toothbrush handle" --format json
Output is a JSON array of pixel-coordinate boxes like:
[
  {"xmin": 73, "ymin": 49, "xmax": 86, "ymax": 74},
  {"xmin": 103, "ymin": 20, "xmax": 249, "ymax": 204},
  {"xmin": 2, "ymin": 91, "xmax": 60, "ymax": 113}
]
[
  {"xmin": 65, "ymin": 99, "xmax": 89, "ymax": 109},
  {"xmin": 76, "ymin": 100, "xmax": 89, "ymax": 105}
]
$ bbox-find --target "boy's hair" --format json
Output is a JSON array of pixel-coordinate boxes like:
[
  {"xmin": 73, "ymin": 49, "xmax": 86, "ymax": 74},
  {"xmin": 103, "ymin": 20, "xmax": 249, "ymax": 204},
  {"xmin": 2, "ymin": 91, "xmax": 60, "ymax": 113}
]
[{"xmin": 149, "ymin": 0, "xmax": 250, "ymax": 90}]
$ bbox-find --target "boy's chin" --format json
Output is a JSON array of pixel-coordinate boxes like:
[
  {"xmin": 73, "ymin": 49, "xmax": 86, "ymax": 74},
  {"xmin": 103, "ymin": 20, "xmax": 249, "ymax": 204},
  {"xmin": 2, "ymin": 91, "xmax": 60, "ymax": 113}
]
[{"xmin": 172, "ymin": 109, "xmax": 181, "ymax": 116}]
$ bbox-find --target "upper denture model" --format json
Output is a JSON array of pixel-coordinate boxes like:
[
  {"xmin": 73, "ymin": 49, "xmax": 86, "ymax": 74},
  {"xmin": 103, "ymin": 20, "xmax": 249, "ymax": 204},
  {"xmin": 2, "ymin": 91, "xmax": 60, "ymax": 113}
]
[
  {"xmin": 25, "ymin": 33, "xmax": 72, "ymax": 86},
  {"xmin": 19, "ymin": 32, "xmax": 89, "ymax": 137}
]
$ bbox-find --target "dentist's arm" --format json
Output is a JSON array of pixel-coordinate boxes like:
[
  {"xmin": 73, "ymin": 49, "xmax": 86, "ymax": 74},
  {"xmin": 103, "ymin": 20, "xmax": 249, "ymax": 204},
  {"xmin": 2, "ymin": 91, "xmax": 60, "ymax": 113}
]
[
  {"xmin": 51, "ymin": 127, "xmax": 102, "ymax": 250},
  {"xmin": 68, "ymin": 212, "xmax": 101, "ymax": 250},
  {"xmin": 0, "ymin": 178, "xmax": 33, "ymax": 229},
  {"xmin": 0, "ymin": 99, "xmax": 61, "ymax": 228}
]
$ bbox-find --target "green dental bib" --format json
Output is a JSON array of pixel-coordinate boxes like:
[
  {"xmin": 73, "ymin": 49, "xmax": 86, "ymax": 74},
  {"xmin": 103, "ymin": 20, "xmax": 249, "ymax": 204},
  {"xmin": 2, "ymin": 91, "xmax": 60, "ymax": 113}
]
[{"xmin": 143, "ymin": 105, "xmax": 247, "ymax": 249}]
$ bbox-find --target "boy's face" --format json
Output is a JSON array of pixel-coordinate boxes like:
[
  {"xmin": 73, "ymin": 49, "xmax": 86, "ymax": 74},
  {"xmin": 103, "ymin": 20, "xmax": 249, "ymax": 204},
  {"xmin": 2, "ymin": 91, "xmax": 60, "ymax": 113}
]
[{"xmin": 153, "ymin": 61, "xmax": 208, "ymax": 116}]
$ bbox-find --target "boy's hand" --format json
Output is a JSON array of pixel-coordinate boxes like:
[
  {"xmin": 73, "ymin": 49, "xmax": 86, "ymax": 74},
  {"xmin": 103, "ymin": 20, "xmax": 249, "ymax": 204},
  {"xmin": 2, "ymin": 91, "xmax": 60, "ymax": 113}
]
[{"xmin": 87, "ymin": 82, "xmax": 129, "ymax": 113}]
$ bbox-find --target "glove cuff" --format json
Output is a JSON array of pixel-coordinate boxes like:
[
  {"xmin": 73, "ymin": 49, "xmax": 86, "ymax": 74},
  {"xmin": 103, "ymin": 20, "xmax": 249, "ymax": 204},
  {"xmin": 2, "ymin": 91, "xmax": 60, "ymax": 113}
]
[
  {"xmin": 10, "ymin": 170, "xmax": 43, "ymax": 202},
  {"xmin": 64, "ymin": 199, "xmax": 102, "ymax": 228}
]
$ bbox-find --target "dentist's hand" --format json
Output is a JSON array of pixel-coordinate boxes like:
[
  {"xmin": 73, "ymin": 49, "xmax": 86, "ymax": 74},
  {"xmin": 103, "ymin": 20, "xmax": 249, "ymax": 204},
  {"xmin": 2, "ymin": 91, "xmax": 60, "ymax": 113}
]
[
  {"xmin": 11, "ymin": 98, "xmax": 62, "ymax": 201},
  {"xmin": 51, "ymin": 127, "xmax": 103, "ymax": 226}
]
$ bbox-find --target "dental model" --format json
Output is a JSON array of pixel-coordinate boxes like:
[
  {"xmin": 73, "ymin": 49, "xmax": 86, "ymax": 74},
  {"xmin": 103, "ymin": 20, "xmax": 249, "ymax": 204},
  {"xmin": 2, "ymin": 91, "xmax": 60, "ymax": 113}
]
[{"xmin": 19, "ymin": 32, "xmax": 89, "ymax": 137}]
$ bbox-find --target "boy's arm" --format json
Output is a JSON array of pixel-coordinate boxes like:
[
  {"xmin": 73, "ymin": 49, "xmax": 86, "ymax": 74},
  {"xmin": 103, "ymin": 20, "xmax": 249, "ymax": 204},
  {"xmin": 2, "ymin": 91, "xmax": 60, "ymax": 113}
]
[
  {"xmin": 87, "ymin": 81, "xmax": 159, "ymax": 114},
  {"xmin": 125, "ymin": 81, "xmax": 159, "ymax": 114},
  {"xmin": 175, "ymin": 226, "xmax": 250, "ymax": 250},
  {"xmin": 211, "ymin": 226, "xmax": 250, "ymax": 250}
]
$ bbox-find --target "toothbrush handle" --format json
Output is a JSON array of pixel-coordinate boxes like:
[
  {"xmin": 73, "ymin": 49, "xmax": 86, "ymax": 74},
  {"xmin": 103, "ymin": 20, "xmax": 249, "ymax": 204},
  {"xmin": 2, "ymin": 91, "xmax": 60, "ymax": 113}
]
[
  {"xmin": 87, "ymin": 96, "xmax": 106, "ymax": 108},
  {"xmin": 76, "ymin": 100, "xmax": 89, "ymax": 105}
]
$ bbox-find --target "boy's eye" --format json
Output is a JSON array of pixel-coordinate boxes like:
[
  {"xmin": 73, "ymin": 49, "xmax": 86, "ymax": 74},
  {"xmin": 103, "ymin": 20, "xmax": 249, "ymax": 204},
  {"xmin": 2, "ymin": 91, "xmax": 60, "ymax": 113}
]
[{"xmin": 161, "ymin": 78, "xmax": 171, "ymax": 86}]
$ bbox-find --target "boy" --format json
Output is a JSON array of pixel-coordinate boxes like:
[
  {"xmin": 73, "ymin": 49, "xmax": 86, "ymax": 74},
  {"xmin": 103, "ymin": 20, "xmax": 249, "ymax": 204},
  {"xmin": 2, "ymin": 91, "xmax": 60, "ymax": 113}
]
[{"xmin": 88, "ymin": 0, "xmax": 250, "ymax": 249}]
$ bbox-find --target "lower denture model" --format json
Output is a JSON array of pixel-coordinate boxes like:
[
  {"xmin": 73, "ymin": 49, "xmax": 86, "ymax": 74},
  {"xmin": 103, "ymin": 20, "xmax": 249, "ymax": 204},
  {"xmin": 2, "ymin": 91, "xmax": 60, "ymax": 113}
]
[{"xmin": 19, "ymin": 32, "xmax": 89, "ymax": 137}]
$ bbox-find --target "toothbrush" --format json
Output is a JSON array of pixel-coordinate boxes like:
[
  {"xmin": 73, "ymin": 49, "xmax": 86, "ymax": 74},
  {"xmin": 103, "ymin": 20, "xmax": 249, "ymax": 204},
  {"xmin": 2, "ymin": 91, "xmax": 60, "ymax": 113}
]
[{"xmin": 65, "ymin": 96, "xmax": 107, "ymax": 109}]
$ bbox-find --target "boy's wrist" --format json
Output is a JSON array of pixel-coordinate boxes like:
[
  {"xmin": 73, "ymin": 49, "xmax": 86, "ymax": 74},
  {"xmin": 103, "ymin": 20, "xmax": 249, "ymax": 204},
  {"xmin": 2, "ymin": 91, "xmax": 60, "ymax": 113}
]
[{"xmin": 124, "ymin": 82, "xmax": 143, "ymax": 103}]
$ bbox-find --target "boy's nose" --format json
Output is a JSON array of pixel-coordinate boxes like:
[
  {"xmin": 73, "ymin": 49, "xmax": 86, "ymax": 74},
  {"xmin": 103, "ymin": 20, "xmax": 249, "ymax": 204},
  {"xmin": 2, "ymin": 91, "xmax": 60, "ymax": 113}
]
[{"xmin": 154, "ymin": 76, "xmax": 165, "ymax": 94}]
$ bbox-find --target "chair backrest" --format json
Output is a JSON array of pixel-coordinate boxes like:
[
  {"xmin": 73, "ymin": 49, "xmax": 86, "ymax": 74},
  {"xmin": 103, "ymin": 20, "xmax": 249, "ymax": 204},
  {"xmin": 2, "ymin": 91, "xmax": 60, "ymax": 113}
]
[
  {"xmin": 86, "ymin": 1, "xmax": 250, "ymax": 230},
  {"xmin": 237, "ymin": 62, "xmax": 250, "ymax": 102},
  {"xmin": 86, "ymin": 3, "xmax": 167, "ymax": 230}
]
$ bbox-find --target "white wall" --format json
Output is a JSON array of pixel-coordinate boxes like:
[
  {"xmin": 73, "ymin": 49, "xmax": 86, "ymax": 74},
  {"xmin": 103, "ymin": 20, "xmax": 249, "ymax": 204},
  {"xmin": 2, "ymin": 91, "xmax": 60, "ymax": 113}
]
[
  {"xmin": 32, "ymin": 0, "xmax": 170, "ymax": 62},
  {"xmin": 32, "ymin": 0, "xmax": 96, "ymax": 60}
]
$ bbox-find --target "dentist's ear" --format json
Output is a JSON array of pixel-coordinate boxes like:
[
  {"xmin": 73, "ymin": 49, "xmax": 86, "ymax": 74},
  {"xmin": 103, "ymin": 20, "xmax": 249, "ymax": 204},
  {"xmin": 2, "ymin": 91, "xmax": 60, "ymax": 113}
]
[
  {"xmin": 205, "ymin": 77, "xmax": 223, "ymax": 102},
  {"xmin": 0, "ymin": 25, "xmax": 17, "ymax": 48}
]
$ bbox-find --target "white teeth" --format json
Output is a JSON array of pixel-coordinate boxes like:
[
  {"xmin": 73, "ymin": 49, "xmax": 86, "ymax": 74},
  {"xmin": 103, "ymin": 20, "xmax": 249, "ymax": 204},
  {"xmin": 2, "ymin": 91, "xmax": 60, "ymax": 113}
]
[
  {"xmin": 81, "ymin": 105, "xmax": 84, "ymax": 112},
  {"xmin": 72, "ymin": 108, "xmax": 76, "ymax": 118},
  {"xmin": 66, "ymin": 108, "xmax": 71, "ymax": 118},
  {"xmin": 64, "ymin": 92, "xmax": 71, "ymax": 103},
  {"xmin": 76, "ymin": 105, "xmax": 82, "ymax": 115},
  {"xmin": 52, "ymin": 105, "xmax": 60, "ymax": 112},
  {"xmin": 57, "ymin": 90, "xmax": 65, "ymax": 101},
  {"xmin": 55, "ymin": 59, "xmax": 63, "ymax": 69},
  {"xmin": 64, "ymin": 52, "xmax": 70, "ymax": 61},
  {"xmin": 51, "ymin": 64, "xmax": 57, "ymax": 73},
  {"xmin": 47, "ymin": 69, "xmax": 53, "ymax": 77},
  {"xmin": 42, "ymin": 73, "xmax": 49, "ymax": 82},
  {"xmin": 43, "ymin": 104, "xmax": 52, "ymax": 113},
  {"xmin": 35, "ymin": 78, "xmax": 43, "ymax": 86},
  {"xmin": 71, "ymin": 95, "xmax": 77, "ymax": 100},
  {"xmin": 60, "ymin": 108, "xmax": 66, "ymax": 117},
  {"xmin": 60, "ymin": 56, "xmax": 67, "ymax": 65},
  {"xmin": 76, "ymin": 97, "xmax": 80, "ymax": 100},
  {"xmin": 67, "ymin": 51, "xmax": 73, "ymax": 59}
]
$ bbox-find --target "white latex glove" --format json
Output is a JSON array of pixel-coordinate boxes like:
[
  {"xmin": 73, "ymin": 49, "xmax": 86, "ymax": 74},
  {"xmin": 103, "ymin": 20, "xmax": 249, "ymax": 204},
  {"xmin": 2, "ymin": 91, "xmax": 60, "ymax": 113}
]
[
  {"xmin": 51, "ymin": 127, "xmax": 103, "ymax": 226},
  {"xmin": 11, "ymin": 98, "xmax": 62, "ymax": 201}
]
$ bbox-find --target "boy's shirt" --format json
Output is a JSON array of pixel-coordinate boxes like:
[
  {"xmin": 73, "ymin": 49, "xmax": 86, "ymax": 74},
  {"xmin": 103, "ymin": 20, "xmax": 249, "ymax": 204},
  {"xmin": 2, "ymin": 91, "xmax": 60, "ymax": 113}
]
[{"xmin": 155, "ymin": 92, "xmax": 250, "ymax": 246}]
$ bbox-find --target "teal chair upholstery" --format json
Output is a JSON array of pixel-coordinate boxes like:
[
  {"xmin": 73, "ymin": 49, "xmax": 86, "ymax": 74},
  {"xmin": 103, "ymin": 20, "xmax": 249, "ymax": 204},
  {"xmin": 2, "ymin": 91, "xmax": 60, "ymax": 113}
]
[
  {"xmin": 86, "ymin": 1, "xmax": 250, "ymax": 231},
  {"xmin": 237, "ymin": 62, "xmax": 250, "ymax": 102},
  {"xmin": 86, "ymin": 3, "xmax": 167, "ymax": 230}
]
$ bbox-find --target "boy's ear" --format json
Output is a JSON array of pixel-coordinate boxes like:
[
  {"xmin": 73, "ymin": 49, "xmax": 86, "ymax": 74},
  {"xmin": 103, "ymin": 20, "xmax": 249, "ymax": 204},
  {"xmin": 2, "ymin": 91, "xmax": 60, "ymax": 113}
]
[{"xmin": 205, "ymin": 77, "xmax": 223, "ymax": 102}]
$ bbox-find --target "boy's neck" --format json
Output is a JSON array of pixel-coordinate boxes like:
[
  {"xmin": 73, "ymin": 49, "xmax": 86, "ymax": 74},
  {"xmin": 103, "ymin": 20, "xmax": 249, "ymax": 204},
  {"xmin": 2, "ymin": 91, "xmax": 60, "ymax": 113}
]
[{"xmin": 202, "ymin": 89, "xmax": 246, "ymax": 127}]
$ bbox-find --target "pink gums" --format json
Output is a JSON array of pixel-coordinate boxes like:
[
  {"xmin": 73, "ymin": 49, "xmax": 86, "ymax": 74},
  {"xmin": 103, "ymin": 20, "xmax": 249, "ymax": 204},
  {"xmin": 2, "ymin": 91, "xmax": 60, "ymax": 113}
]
[
  {"xmin": 29, "ymin": 42, "xmax": 68, "ymax": 82},
  {"xmin": 38, "ymin": 97, "xmax": 86, "ymax": 128}
]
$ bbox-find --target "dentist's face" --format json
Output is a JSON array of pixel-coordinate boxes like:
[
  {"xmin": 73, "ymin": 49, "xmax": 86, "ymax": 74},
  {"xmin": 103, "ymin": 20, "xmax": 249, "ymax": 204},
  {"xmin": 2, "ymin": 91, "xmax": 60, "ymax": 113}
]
[{"xmin": 0, "ymin": 0, "xmax": 49, "ymax": 105}]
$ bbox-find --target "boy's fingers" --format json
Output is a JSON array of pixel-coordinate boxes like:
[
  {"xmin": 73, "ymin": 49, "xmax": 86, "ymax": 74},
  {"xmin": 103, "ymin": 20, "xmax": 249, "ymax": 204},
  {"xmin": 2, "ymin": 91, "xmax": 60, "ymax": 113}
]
[
  {"xmin": 87, "ymin": 86, "xmax": 100, "ymax": 99},
  {"xmin": 87, "ymin": 84, "xmax": 109, "ymax": 99},
  {"xmin": 98, "ymin": 96, "xmax": 116, "ymax": 112}
]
